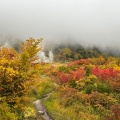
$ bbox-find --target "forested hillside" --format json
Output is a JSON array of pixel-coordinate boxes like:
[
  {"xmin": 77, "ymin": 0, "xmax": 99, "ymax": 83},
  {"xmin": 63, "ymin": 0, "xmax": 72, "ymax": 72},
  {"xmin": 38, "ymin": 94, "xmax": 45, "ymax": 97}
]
[
  {"xmin": 43, "ymin": 43, "xmax": 120, "ymax": 62},
  {"xmin": 53, "ymin": 44, "xmax": 102, "ymax": 61}
]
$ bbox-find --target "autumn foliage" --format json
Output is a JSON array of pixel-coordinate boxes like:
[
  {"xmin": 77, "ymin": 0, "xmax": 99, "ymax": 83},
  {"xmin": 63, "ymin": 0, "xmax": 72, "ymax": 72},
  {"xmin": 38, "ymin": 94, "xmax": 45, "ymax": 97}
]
[
  {"xmin": 92, "ymin": 67, "xmax": 119, "ymax": 81},
  {"xmin": 56, "ymin": 68, "xmax": 85, "ymax": 84},
  {"xmin": 44, "ymin": 56, "xmax": 120, "ymax": 119},
  {"xmin": 0, "ymin": 38, "xmax": 42, "ymax": 118}
]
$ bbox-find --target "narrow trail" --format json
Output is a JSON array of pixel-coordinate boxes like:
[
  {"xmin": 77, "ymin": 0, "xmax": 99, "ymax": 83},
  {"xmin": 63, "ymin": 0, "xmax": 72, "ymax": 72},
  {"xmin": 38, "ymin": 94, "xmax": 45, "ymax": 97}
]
[
  {"xmin": 33, "ymin": 88, "xmax": 56, "ymax": 120},
  {"xmin": 33, "ymin": 100, "xmax": 52, "ymax": 120}
]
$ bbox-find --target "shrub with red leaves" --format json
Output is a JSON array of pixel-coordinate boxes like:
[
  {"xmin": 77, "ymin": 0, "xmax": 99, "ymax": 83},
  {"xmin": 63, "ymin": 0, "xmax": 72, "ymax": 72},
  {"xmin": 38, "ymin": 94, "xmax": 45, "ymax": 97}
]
[
  {"xmin": 56, "ymin": 72, "xmax": 72, "ymax": 83},
  {"xmin": 110, "ymin": 81, "xmax": 120, "ymax": 92},
  {"xmin": 56, "ymin": 68, "xmax": 85, "ymax": 84},
  {"xmin": 92, "ymin": 67, "xmax": 119, "ymax": 81},
  {"xmin": 68, "ymin": 59, "xmax": 90, "ymax": 67},
  {"xmin": 70, "ymin": 69, "xmax": 85, "ymax": 80},
  {"xmin": 105, "ymin": 104, "xmax": 120, "ymax": 120}
]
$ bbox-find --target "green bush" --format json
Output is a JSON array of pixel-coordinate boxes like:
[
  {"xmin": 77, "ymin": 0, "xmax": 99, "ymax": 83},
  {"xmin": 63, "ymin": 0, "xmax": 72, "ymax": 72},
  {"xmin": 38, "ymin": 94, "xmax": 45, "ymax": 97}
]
[
  {"xmin": 59, "ymin": 66, "xmax": 70, "ymax": 73},
  {"xmin": 0, "ymin": 101, "xmax": 18, "ymax": 120},
  {"xmin": 69, "ymin": 79, "xmax": 77, "ymax": 88},
  {"xmin": 85, "ymin": 84, "xmax": 96, "ymax": 94},
  {"xmin": 97, "ymin": 83, "xmax": 112, "ymax": 94}
]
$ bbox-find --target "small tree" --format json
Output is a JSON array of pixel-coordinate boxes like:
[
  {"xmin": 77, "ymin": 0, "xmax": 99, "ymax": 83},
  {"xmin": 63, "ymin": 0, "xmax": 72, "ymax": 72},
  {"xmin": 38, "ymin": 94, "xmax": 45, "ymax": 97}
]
[{"xmin": 0, "ymin": 38, "xmax": 42, "ymax": 118}]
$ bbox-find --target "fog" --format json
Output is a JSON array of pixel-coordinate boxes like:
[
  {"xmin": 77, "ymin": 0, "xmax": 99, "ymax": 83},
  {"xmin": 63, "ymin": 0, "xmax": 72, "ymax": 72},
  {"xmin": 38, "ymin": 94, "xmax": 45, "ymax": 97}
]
[{"xmin": 0, "ymin": 0, "xmax": 120, "ymax": 48}]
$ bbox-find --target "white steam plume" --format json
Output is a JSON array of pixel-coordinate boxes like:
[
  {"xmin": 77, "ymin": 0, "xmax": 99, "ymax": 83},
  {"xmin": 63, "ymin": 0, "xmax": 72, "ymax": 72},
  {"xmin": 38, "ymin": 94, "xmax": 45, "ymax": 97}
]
[
  {"xmin": 48, "ymin": 50, "xmax": 54, "ymax": 63},
  {"xmin": 38, "ymin": 50, "xmax": 54, "ymax": 63}
]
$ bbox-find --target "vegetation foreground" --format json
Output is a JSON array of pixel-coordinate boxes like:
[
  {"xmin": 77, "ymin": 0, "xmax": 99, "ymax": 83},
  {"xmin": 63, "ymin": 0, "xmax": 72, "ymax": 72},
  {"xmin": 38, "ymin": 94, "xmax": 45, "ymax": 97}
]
[{"xmin": 0, "ymin": 38, "xmax": 120, "ymax": 120}]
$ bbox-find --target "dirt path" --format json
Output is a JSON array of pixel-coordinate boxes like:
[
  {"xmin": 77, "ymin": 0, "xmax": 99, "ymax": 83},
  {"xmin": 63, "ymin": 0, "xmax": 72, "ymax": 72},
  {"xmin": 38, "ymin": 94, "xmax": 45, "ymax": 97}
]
[
  {"xmin": 33, "ymin": 100, "xmax": 52, "ymax": 120},
  {"xmin": 33, "ymin": 89, "xmax": 55, "ymax": 120}
]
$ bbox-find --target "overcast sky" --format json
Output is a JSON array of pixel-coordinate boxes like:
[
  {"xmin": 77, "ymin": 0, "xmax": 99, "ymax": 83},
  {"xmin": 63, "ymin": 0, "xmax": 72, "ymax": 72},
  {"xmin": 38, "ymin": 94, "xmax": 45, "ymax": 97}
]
[{"xmin": 0, "ymin": 0, "xmax": 120, "ymax": 47}]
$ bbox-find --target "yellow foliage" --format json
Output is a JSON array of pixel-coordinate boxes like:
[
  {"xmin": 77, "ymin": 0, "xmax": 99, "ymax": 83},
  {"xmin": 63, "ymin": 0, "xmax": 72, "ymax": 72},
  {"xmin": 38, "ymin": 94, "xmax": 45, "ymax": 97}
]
[
  {"xmin": 113, "ymin": 65, "xmax": 120, "ymax": 71},
  {"xmin": 0, "ymin": 38, "xmax": 42, "ymax": 113}
]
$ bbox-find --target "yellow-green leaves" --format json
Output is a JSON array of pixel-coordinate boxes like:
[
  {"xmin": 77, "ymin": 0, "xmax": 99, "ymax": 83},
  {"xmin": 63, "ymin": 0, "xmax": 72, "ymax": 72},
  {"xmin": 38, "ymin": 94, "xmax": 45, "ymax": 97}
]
[{"xmin": 0, "ymin": 38, "xmax": 42, "ymax": 112}]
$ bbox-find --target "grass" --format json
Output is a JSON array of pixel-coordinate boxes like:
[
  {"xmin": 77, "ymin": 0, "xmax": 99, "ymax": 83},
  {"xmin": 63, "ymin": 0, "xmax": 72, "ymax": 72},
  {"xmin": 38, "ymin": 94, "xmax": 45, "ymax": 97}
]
[
  {"xmin": 24, "ymin": 74, "xmax": 56, "ymax": 119},
  {"xmin": 30, "ymin": 76, "xmax": 56, "ymax": 100},
  {"xmin": 42, "ymin": 89, "xmax": 101, "ymax": 120}
]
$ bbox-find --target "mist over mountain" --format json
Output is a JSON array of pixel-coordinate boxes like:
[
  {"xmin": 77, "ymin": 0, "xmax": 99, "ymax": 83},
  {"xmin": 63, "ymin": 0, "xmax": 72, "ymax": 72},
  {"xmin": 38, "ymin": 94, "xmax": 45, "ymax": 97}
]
[
  {"xmin": 0, "ymin": 34, "xmax": 120, "ymax": 60},
  {"xmin": 0, "ymin": 0, "xmax": 120, "ymax": 56}
]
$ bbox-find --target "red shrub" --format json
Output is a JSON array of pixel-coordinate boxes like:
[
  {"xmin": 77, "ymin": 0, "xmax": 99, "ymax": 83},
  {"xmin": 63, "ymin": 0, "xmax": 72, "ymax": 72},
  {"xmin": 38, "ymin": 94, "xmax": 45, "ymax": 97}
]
[
  {"xmin": 92, "ymin": 67, "xmax": 119, "ymax": 81},
  {"xmin": 70, "ymin": 68, "xmax": 85, "ymax": 80},
  {"xmin": 56, "ymin": 72, "xmax": 72, "ymax": 83},
  {"xmin": 110, "ymin": 81, "xmax": 120, "ymax": 92},
  {"xmin": 56, "ymin": 68, "xmax": 85, "ymax": 84},
  {"xmin": 68, "ymin": 59, "xmax": 90, "ymax": 67},
  {"xmin": 105, "ymin": 104, "xmax": 120, "ymax": 120}
]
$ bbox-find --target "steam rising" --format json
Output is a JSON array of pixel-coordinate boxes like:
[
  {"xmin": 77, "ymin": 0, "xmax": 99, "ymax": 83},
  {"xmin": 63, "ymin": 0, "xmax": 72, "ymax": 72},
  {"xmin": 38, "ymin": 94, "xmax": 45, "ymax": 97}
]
[
  {"xmin": 49, "ymin": 50, "xmax": 54, "ymax": 63},
  {"xmin": 1, "ymin": 41, "xmax": 10, "ymax": 48},
  {"xmin": 38, "ymin": 50, "xmax": 54, "ymax": 63}
]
